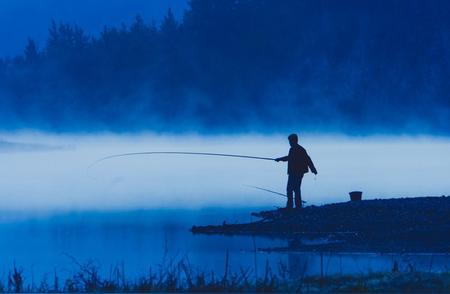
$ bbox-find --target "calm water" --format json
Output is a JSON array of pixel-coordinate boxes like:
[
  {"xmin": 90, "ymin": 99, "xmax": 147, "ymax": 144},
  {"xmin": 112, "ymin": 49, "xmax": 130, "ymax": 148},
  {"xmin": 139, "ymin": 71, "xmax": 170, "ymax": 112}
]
[{"xmin": 0, "ymin": 210, "xmax": 448, "ymax": 282}]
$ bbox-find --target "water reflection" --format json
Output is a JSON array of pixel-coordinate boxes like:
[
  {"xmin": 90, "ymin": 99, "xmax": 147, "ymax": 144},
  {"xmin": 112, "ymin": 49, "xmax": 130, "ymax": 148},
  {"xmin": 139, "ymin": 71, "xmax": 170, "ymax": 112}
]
[
  {"xmin": 287, "ymin": 252, "xmax": 450, "ymax": 278},
  {"xmin": 0, "ymin": 210, "xmax": 448, "ymax": 282}
]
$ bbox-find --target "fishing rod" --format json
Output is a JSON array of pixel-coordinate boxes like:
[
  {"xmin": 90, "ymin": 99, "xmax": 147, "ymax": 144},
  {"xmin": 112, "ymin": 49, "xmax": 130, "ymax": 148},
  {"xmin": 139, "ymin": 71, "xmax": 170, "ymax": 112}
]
[
  {"xmin": 89, "ymin": 151, "xmax": 276, "ymax": 170},
  {"xmin": 245, "ymin": 185, "xmax": 287, "ymax": 198},
  {"xmin": 245, "ymin": 185, "xmax": 307, "ymax": 203}
]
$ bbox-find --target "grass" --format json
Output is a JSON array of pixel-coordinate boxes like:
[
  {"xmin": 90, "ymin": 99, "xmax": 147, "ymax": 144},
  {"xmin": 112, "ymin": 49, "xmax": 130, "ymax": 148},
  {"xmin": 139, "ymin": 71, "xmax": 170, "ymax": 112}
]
[{"xmin": 2, "ymin": 256, "xmax": 450, "ymax": 293}]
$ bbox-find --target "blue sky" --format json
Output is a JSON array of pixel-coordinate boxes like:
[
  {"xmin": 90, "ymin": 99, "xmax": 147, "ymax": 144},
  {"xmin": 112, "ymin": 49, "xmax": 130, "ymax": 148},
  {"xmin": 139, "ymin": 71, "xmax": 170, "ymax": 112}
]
[{"xmin": 0, "ymin": 0, "xmax": 188, "ymax": 57}]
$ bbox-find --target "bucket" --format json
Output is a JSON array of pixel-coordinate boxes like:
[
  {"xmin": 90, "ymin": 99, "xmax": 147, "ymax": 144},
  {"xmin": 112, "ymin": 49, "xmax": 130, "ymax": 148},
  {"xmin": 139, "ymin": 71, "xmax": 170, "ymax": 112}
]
[{"xmin": 349, "ymin": 191, "xmax": 362, "ymax": 201}]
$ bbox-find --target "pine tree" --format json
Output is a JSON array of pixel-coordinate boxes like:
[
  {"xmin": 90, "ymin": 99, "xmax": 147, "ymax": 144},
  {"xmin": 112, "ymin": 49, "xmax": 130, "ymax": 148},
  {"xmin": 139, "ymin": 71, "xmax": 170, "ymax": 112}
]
[
  {"xmin": 24, "ymin": 38, "xmax": 39, "ymax": 64},
  {"xmin": 160, "ymin": 8, "xmax": 178, "ymax": 36}
]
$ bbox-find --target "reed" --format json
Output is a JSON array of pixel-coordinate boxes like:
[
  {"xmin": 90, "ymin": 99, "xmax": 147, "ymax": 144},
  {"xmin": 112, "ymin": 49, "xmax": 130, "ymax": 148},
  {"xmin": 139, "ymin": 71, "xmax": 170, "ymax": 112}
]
[{"xmin": 2, "ymin": 258, "xmax": 449, "ymax": 292}]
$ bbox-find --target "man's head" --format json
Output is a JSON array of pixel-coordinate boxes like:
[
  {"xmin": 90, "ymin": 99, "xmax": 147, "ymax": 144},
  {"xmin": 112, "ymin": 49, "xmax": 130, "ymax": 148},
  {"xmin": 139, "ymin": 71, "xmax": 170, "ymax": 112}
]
[{"xmin": 288, "ymin": 133, "xmax": 298, "ymax": 147}]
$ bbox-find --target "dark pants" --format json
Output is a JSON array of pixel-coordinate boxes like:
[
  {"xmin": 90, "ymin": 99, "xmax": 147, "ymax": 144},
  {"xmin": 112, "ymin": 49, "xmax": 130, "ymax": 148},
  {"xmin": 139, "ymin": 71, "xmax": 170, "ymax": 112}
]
[{"xmin": 286, "ymin": 174, "xmax": 304, "ymax": 209}]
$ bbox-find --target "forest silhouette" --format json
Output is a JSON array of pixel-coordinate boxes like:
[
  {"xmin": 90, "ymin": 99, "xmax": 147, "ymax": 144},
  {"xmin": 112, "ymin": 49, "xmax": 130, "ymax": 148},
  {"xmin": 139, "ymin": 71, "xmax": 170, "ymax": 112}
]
[{"xmin": 0, "ymin": 0, "xmax": 448, "ymax": 133}]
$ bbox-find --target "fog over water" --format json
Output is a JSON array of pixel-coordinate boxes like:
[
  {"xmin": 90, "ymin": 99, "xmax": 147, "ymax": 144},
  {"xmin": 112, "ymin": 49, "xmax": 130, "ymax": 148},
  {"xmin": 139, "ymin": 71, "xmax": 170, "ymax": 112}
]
[{"xmin": 0, "ymin": 132, "xmax": 449, "ymax": 213}]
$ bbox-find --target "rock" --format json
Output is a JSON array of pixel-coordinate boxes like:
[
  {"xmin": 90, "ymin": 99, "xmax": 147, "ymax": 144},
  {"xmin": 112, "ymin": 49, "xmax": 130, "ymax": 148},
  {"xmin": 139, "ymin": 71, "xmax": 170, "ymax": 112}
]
[{"xmin": 191, "ymin": 196, "xmax": 450, "ymax": 252}]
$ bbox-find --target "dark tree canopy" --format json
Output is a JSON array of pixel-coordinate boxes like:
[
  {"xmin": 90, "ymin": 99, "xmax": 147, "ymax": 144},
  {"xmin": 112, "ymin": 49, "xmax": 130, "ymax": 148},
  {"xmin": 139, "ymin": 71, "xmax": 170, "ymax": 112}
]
[{"xmin": 0, "ymin": 0, "xmax": 449, "ymax": 134}]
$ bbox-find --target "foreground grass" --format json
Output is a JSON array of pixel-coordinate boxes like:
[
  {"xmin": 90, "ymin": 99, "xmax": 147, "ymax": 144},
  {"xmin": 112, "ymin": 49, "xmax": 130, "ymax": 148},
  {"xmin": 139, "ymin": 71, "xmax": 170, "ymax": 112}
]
[{"xmin": 3, "ymin": 259, "xmax": 450, "ymax": 293}]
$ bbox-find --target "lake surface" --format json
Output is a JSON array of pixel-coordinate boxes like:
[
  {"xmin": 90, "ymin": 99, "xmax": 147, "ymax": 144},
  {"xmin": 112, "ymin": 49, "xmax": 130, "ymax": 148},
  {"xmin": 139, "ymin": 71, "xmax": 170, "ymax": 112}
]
[{"xmin": 0, "ymin": 210, "xmax": 448, "ymax": 283}]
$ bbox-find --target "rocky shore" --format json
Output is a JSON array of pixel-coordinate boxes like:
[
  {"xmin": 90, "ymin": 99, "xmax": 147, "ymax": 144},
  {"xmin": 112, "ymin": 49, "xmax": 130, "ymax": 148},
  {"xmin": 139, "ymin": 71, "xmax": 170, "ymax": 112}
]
[{"xmin": 192, "ymin": 196, "xmax": 450, "ymax": 252}]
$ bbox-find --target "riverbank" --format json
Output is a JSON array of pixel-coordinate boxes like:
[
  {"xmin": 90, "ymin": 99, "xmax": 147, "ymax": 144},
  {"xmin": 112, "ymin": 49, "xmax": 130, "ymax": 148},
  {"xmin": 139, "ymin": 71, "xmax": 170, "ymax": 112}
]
[{"xmin": 192, "ymin": 196, "xmax": 450, "ymax": 252}]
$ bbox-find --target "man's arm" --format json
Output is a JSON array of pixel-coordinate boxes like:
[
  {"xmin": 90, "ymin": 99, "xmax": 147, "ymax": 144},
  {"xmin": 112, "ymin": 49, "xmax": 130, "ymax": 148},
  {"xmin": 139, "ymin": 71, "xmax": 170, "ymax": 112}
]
[
  {"xmin": 307, "ymin": 154, "xmax": 317, "ymax": 174},
  {"xmin": 275, "ymin": 155, "xmax": 289, "ymax": 162}
]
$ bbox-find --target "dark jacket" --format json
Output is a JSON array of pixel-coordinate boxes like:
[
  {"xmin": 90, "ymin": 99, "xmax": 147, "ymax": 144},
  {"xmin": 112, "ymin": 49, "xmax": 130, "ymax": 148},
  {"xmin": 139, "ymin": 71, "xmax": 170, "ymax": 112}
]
[{"xmin": 278, "ymin": 144, "xmax": 317, "ymax": 175}]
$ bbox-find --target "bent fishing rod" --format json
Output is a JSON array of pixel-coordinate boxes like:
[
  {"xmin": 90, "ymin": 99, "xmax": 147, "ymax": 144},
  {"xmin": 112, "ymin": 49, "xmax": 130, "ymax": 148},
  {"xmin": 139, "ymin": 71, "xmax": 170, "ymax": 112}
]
[{"xmin": 89, "ymin": 151, "xmax": 276, "ymax": 170}]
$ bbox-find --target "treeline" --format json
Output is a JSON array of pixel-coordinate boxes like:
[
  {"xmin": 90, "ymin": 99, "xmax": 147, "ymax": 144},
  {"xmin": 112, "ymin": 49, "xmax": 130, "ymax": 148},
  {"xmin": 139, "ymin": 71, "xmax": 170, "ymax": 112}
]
[{"xmin": 0, "ymin": 0, "xmax": 449, "ymax": 133}]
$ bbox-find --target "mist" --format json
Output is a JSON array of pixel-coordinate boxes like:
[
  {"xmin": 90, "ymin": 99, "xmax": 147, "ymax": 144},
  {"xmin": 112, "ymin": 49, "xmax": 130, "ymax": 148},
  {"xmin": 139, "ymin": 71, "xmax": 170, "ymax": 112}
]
[{"xmin": 0, "ymin": 132, "xmax": 448, "ymax": 213}]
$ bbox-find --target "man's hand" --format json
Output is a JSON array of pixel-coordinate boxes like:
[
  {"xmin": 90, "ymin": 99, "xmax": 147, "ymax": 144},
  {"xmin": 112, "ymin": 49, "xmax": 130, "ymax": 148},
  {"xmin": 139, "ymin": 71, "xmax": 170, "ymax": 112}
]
[
  {"xmin": 275, "ymin": 158, "xmax": 281, "ymax": 162},
  {"xmin": 312, "ymin": 170, "xmax": 318, "ymax": 175}
]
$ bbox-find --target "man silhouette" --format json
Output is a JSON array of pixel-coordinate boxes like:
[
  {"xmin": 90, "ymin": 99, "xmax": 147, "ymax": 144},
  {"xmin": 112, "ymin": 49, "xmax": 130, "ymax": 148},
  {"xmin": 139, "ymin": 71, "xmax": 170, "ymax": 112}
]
[{"xmin": 276, "ymin": 133, "xmax": 317, "ymax": 209}]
